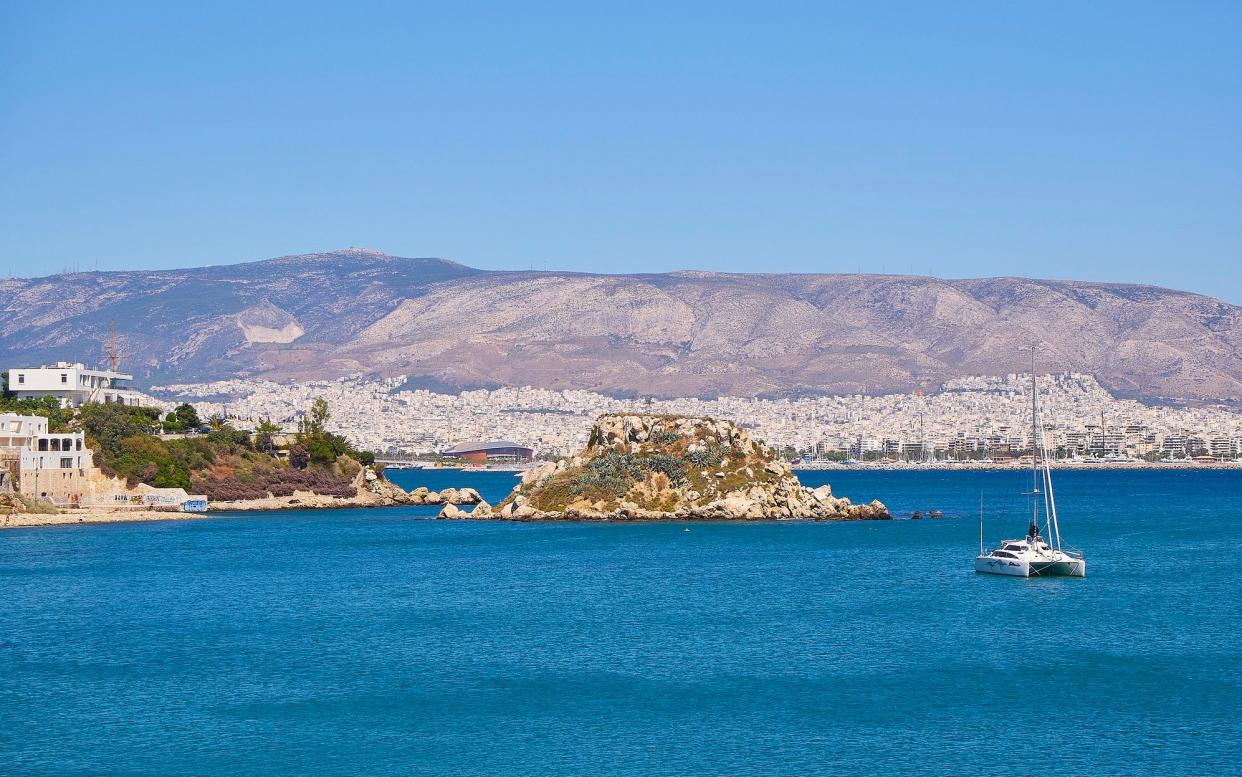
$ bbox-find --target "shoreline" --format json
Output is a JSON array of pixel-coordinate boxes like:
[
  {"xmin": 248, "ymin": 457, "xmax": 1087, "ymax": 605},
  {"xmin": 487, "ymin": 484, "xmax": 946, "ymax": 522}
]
[
  {"xmin": 5, "ymin": 463, "xmax": 1238, "ymax": 529},
  {"xmin": 1, "ymin": 509, "xmax": 212, "ymax": 530},
  {"xmin": 0, "ymin": 499, "xmax": 394, "ymax": 529}
]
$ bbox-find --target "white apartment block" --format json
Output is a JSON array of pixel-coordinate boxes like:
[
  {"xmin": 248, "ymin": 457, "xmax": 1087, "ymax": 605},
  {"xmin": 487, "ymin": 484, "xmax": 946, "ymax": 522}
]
[
  {"xmin": 0, "ymin": 412, "xmax": 96, "ymax": 504},
  {"xmin": 7, "ymin": 362, "xmax": 148, "ymax": 408}
]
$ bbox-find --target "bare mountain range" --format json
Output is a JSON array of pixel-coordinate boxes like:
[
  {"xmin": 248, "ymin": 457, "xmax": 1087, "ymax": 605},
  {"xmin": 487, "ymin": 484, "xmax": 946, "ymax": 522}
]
[{"xmin": 1, "ymin": 248, "xmax": 1240, "ymax": 401}]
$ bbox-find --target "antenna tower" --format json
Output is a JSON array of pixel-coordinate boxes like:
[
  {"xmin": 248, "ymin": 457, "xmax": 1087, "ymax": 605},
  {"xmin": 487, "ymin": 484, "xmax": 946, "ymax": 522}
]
[{"xmin": 104, "ymin": 321, "xmax": 127, "ymax": 373}]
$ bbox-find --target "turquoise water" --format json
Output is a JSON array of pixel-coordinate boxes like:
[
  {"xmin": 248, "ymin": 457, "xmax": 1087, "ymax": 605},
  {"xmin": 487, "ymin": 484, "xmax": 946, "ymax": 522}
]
[{"xmin": 2, "ymin": 469, "xmax": 1239, "ymax": 775}]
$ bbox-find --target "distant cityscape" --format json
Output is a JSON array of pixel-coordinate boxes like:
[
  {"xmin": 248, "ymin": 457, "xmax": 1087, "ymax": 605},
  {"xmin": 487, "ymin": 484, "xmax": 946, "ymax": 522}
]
[{"xmin": 153, "ymin": 372, "xmax": 1242, "ymax": 463}]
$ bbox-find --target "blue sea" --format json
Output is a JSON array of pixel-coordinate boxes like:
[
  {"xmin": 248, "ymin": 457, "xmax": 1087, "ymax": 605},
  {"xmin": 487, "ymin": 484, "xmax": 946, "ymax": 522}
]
[{"xmin": 2, "ymin": 468, "xmax": 1239, "ymax": 776}]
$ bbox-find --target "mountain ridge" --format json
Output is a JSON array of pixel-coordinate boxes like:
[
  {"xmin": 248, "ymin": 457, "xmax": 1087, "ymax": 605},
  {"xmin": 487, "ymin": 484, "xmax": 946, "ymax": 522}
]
[{"xmin": 1, "ymin": 249, "xmax": 1239, "ymax": 401}]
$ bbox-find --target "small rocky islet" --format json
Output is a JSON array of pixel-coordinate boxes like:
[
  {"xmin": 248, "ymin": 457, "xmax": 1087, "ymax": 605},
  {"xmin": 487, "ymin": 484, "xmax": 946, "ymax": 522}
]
[{"xmin": 436, "ymin": 413, "xmax": 890, "ymax": 521}]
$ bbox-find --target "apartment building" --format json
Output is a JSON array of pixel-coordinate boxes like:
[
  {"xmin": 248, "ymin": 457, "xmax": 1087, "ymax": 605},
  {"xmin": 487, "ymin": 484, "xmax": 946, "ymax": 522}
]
[
  {"xmin": 0, "ymin": 412, "xmax": 96, "ymax": 504},
  {"xmin": 6, "ymin": 362, "xmax": 148, "ymax": 407}
]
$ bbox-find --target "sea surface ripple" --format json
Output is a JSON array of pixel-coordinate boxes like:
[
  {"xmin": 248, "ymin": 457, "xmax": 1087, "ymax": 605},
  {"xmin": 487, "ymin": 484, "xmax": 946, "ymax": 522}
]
[{"xmin": 2, "ymin": 469, "xmax": 1239, "ymax": 775}]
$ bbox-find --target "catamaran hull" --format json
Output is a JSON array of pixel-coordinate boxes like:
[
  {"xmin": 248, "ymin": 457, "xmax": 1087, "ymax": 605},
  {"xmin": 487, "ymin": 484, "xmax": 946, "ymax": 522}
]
[
  {"xmin": 1030, "ymin": 559, "xmax": 1085, "ymax": 577},
  {"xmin": 975, "ymin": 556, "xmax": 1029, "ymax": 576},
  {"xmin": 975, "ymin": 556, "xmax": 1085, "ymax": 577}
]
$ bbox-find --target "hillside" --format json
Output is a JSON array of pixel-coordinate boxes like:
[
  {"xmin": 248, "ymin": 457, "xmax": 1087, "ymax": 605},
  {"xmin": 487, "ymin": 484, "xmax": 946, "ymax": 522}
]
[{"xmin": 2, "ymin": 248, "xmax": 1240, "ymax": 401}]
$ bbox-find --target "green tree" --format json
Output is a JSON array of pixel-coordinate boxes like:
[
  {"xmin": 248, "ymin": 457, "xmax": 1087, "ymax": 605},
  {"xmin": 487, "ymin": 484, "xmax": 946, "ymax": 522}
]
[
  {"xmin": 162, "ymin": 403, "xmax": 201, "ymax": 433},
  {"xmin": 294, "ymin": 398, "xmax": 356, "ymax": 466},
  {"xmin": 308, "ymin": 439, "xmax": 336, "ymax": 465},
  {"xmin": 308, "ymin": 398, "xmax": 329, "ymax": 435},
  {"xmin": 254, "ymin": 418, "xmax": 281, "ymax": 454},
  {"xmin": 78, "ymin": 404, "xmax": 161, "ymax": 459},
  {"xmin": 205, "ymin": 422, "xmax": 251, "ymax": 450}
]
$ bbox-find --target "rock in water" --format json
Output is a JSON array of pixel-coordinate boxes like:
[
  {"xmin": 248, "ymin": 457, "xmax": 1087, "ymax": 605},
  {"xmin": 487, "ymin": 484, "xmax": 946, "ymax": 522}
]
[
  {"xmin": 477, "ymin": 414, "xmax": 890, "ymax": 521},
  {"xmin": 456, "ymin": 488, "xmax": 482, "ymax": 505}
]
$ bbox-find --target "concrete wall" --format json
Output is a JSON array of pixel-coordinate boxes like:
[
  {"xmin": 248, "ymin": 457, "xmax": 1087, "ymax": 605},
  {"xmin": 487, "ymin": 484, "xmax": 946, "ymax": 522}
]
[{"xmin": 19, "ymin": 466, "xmax": 95, "ymax": 506}]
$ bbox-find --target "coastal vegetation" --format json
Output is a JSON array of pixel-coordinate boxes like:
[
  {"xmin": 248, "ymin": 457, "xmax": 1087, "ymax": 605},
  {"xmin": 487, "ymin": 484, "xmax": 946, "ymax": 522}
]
[
  {"xmin": 46, "ymin": 398, "xmax": 371, "ymax": 502},
  {"xmin": 161, "ymin": 403, "xmax": 201, "ymax": 433},
  {"xmin": 0, "ymin": 393, "xmax": 74, "ymax": 432}
]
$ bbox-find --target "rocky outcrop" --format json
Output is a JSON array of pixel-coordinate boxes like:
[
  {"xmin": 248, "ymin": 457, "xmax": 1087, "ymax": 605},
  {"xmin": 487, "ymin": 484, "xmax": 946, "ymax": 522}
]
[
  {"xmin": 208, "ymin": 467, "xmax": 485, "ymax": 511},
  {"xmin": 361, "ymin": 467, "xmax": 411, "ymax": 505},
  {"xmin": 462, "ymin": 414, "xmax": 890, "ymax": 522},
  {"xmin": 357, "ymin": 473, "xmax": 486, "ymax": 508},
  {"xmin": 0, "ymin": 492, "xmax": 28, "ymax": 515},
  {"xmin": 406, "ymin": 486, "xmax": 481, "ymax": 506}
]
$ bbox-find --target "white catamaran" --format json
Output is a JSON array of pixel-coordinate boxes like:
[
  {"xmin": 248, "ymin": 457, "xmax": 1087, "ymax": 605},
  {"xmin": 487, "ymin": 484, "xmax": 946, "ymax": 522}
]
[{"xmin": 975, "ymin": 351, "xmax": 1086, "ymax": 578}]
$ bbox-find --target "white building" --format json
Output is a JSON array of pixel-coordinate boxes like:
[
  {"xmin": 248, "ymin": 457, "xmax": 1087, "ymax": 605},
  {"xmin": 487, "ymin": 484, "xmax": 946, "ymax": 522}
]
[
  {"xmin": 0, "ymin": 413, "xmax": 48, "ymax": 448},
  {"xmin": 0, "ymin": 412, "xmax": 95, "ymax": 504},
  {"xmin": 6, "ymin": 362, "xmax": 148, "ymax": 407}
]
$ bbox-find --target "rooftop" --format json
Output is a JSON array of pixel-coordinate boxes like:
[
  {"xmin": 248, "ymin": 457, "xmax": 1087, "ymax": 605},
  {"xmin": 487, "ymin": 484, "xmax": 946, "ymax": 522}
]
[
  {"xmin": 12, "ymin": 362, "xmax": 133, "ymax": 380},
  {"xmin": 443, "ymin": 440, "xmax": 532, "ymax": 454}
]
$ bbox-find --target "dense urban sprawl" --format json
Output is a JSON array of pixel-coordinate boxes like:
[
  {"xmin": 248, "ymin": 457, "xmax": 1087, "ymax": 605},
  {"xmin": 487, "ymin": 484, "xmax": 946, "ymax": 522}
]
[{"xmin": 153, "ymin": 373, "xmax": 1242, "ymax": 462}]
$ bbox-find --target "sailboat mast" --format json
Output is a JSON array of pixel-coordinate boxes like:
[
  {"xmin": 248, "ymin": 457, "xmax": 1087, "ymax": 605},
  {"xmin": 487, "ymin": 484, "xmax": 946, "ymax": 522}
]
[
  {"xmin": 1030, "ymin": 350, "xmax": 1040, "ymax": 533},
  {"xmin": 1044, "ymin": 448, "xmax": 1062, "ymax": 549},
  {"xmin": 1029, "ymin": 349, "xmax": 1064, "ymax": 549},
  {"xmin": 1041, "ymin": 369, "xmax": 1062, "ymax": 549}
]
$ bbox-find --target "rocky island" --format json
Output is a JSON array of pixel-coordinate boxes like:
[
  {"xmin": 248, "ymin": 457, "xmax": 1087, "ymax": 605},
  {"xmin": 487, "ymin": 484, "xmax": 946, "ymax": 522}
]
[{"xmin": 455, "ymin": 414, "xmax": 890, "ymax": 521}]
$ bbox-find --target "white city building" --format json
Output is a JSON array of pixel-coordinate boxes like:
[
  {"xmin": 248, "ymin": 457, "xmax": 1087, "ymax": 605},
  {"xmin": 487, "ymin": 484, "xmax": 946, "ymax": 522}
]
[
  {"xmin": 152, "ymin": 370, "xmax": 1242, "ymax": 463},
  {"xmin": 0, "ymin": 412, "xmax": 95, "ymax": 504},
  {"xmin": 6, "ymin": 362, "xmax": 148, "ymax": 407}
]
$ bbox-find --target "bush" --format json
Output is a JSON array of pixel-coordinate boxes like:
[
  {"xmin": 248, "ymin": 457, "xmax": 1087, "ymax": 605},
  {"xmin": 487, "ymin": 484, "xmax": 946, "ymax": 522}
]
[
  {"xmin": 206, "ymin": 425, "xmax": 252, "ymax": 451},
  {"xmin": 79, "ymin": 403, "xmax": 161, "ymax": 459},
  {"xmin": 358, "ymin": 451, "xmax": 376, "ymax": 466},
  {"xmin": 649, "ymin": 429, "xmax": 681, "ymax": 447},
  {"xmin": 570, "ymin": 451, "xmax": 644, "ymax": 497},
  {"xmin": 643, "ymin": 453, "xmax": 687, "ymax": 485},
  {"xmin": 162, "ymin": 403, "xmax": 201, "ymax": 433},
  {"xmin": 568, "ymin": 451, "xmax": 689, "ymax": 496},
  {"xmin": 685, "ymin": 444, "xmax": 724, "ymax": 469},
  {"xmin": 308, "ymin": 439, "xmax": 336, "ymax": 465},
  {"xmin": 152, "ymin": 461, "xmax": 191, "ymax": 491},
  {"xmin": 289, "ymin": 444, "xmax": 309, "ymax": 469},
  {"xmin": 193, "ymin": 465, "xmax": 356, "ymax": 501}
]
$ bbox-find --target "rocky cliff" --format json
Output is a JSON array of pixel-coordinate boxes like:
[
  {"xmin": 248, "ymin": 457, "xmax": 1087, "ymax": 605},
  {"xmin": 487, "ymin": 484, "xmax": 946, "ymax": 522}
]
[
  {"xmin": 2, "ymin": 249, "xmax": 1241, "ymax": 401},
  {"xmin": 476, "ymin": 414, "xmax": 889, "ymax": 521}
]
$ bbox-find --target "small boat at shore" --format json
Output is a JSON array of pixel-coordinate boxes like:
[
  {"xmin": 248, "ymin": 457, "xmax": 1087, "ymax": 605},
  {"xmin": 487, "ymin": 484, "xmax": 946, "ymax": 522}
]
[{"xmin": 976, "ymin": 351, "xmax": 1085, "ymax": 578}]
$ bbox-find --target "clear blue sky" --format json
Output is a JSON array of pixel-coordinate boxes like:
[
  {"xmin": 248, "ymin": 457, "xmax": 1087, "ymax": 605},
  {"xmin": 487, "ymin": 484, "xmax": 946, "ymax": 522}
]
[{"xmin": 2, "ymin": 2, "xmax": 1239, "ymax": 300}]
